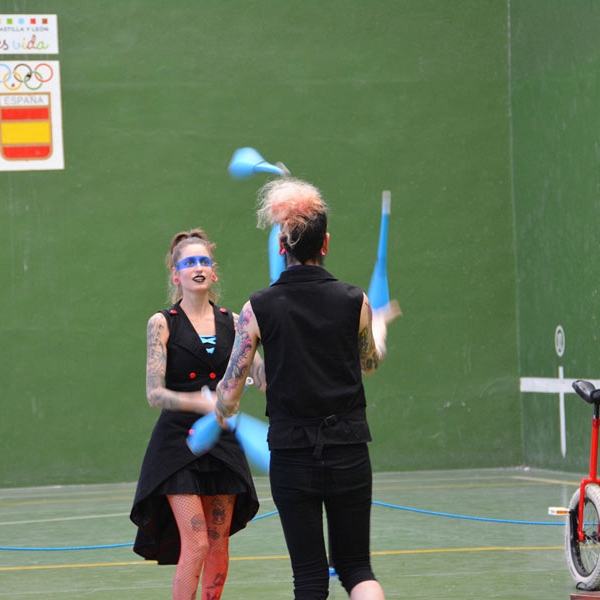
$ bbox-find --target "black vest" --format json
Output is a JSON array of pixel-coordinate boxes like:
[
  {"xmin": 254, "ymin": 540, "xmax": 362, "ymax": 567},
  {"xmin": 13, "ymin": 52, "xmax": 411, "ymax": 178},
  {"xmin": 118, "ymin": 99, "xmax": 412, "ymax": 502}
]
[
  {"xmin": 161, "ymin": 301, "xmax": 234, "ymax": 392},
  {"xmin": 250, "ymin": 266, "xmax": 371, "ymax": 450}
]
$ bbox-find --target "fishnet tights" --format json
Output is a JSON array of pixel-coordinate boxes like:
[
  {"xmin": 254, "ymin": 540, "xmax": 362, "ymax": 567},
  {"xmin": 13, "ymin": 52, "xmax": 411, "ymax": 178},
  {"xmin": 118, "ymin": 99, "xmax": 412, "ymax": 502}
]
[{"xmin": 167, "ymin": 494, "xmax": 235, "ymax": 600}]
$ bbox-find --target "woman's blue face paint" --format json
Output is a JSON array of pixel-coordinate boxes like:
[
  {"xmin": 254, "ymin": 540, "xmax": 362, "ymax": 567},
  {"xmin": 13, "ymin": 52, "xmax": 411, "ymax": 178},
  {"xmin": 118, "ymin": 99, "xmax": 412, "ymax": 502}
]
[{"xmin": 175, "ymin": 255, "xmax": 213, "ymax": 271}]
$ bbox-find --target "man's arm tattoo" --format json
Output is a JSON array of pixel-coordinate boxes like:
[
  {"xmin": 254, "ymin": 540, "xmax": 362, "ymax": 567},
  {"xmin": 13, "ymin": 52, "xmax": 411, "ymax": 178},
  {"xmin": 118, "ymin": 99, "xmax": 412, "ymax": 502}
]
[
  {"xmin": 221, "ymin": 305, "xmax": 255, "ymax": 391},
  {"xmin": 249, "ymin": 359, "xmax": 266, "ymax": 390},
  {"xmin": 358, "ymin": 300, "xmax": 380, "ymax": 372}
]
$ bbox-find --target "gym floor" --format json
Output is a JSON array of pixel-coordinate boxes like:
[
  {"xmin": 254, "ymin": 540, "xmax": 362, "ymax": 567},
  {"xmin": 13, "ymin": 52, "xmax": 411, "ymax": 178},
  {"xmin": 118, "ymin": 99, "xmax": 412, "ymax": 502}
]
[{"xmin": 0, "ymin": 468, "xmax": 579, "ymax": 599}]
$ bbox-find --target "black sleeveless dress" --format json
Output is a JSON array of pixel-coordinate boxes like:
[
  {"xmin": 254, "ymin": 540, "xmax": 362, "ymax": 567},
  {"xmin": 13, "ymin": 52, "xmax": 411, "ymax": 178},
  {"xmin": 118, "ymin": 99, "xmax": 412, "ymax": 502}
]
[{"xmin": 129, "ymin": 302, "xmax": 259, "ymax": 564}]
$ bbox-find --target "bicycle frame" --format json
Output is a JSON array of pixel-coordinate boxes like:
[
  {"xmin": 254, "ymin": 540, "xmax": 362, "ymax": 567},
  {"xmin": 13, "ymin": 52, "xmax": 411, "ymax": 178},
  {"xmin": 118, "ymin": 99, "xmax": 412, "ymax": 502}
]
[{"xmin": 578, "ymin": 400, "xmax": 600, "ymax": 541}]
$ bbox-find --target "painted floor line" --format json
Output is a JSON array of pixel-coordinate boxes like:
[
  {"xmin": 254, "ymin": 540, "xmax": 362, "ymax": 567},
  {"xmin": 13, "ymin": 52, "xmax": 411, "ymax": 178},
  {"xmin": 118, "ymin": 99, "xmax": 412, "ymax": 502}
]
[
  {"xmin": 0, "ymin": 546, "xmax": 564, "ymax": 572},
  {"xmin": 511, "ymin": 475, "xmax": 579, "ymax": 486},
  {"xmin": 0, "ymin": 512, "xmax": 129, "ymax": 526},
  {"xmin": 373, "ymin": 481, "xmax": 557, "ymax": 492},
  {"xmin": 0, "ymin": 496, "xmax": 133, "ymax": 507}
]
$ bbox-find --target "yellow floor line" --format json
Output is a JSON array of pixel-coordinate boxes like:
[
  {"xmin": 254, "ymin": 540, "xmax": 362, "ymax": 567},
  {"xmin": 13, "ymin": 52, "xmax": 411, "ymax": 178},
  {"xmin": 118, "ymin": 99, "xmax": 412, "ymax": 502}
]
[{"xmin": 0, "ymin": 546, "xmax": 564, "ymax": 572}]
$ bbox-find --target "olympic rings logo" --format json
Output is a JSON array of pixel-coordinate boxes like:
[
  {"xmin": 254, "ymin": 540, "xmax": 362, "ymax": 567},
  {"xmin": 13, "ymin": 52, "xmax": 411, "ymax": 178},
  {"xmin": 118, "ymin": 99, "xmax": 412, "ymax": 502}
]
[{"xmin": 0, "ymin": 63, "xmax": 54, "ymax": 91}]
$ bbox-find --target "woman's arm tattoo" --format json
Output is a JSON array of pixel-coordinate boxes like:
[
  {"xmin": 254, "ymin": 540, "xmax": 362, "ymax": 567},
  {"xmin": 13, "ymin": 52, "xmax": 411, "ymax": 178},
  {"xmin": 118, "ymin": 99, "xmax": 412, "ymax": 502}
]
[
  {"xmin": 146, "ymin": 318, "xmax": 165, "ymax": 391},
  {"xmin": 145, "ymin": 316, "xmax": 179, "ymax": 409}
]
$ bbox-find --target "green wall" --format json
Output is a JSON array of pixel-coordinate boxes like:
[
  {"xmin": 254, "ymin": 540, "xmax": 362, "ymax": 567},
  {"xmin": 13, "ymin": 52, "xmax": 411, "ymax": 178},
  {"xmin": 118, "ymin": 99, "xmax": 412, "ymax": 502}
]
[
  {"xmin": 512, "ymin": 0, "xmax": 600, "ymax": 471},
  {"xmin": 0, "ymin": 0, "xmax": 520, "ymax": 486}
]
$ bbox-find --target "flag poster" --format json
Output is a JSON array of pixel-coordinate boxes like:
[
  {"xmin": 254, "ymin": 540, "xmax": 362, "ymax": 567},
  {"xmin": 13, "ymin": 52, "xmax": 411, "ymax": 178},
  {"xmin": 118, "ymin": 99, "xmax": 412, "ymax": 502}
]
[{"xmin": 0, "ymin": 61, "xmax": 64, "ymax": 171}]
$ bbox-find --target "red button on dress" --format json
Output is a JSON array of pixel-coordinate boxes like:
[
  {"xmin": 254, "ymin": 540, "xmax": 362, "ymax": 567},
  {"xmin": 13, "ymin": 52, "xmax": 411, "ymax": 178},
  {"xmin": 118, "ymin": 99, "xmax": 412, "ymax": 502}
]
[
  {"xmin": 189, "ymin": 372, "xmax": 197, "ymax": 379},
  {"xmin": 209, "ymin": 372, "xmax": 217, "ymax": 379}
]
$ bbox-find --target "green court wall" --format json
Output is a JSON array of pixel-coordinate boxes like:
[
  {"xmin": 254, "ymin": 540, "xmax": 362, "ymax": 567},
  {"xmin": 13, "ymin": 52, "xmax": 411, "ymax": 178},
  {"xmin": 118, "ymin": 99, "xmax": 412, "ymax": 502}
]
[
  {"xmin": 0, "ymin": 0, "xmax": 580, "ymax": 487},
  {"xmin": 512, "ymin": 1, "xmax": 600, "ymax": 471}
]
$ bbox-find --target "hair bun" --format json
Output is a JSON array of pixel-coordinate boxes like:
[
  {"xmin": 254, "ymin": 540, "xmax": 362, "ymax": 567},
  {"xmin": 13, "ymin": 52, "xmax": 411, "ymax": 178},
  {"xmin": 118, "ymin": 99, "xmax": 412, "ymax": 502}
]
[{"xmin": 257, "ymin": 178, "xmax": 328, "ymax": 231}]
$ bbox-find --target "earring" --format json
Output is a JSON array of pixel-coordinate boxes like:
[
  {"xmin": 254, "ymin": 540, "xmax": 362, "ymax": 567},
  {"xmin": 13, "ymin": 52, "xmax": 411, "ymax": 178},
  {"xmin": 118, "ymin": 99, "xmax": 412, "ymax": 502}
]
[
  {"xmin": 173, "ymin": 277, "xmax": 180, "ymax": 285},
  {"xmin": 211, "ymin": 273, "xmax": 218, "ymax": 282}
]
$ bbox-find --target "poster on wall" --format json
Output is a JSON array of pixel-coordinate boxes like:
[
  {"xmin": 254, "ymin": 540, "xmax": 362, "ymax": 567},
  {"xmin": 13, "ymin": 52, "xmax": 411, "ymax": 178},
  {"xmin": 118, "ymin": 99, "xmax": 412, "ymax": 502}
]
[
  {"xmin": 0, "ymin": 14, "xmax": 59, "ymax": 54},
  {"xmin": 0, "ymin": 61, "xmax": 64, "ymax": 170},
  {"xmin": 0, "ymin": 15, "xmax": 62, "ymax": 171}
]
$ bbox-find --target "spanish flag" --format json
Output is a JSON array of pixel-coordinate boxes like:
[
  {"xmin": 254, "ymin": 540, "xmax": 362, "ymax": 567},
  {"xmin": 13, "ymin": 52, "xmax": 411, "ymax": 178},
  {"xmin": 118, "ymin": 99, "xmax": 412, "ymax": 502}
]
[{"xmin": 0, "ymin": 93, "xmax": 52, "ymax": 160}]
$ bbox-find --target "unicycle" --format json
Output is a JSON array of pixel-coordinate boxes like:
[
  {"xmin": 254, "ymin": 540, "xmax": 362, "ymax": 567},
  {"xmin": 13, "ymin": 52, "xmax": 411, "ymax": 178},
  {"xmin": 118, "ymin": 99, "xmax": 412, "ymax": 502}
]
[{"xmin": 566, "ymin": 380, "xmax": 600, "ymax": 590}]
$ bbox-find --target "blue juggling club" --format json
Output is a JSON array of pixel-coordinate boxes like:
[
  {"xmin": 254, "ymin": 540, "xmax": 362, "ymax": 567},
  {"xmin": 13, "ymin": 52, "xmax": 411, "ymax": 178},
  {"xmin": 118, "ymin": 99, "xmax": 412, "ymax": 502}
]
[
  {"xmin": 186, "ymin": 412, "xmax": 222, "ymax": 456},
  {"xmin": 268, "ymin": 223, "xmax": 285, "ymax": 284},
  {"xmin": 230, "ymin": 412, "xmax": 270, "ymax": 473},
  {"xmin": 228, "ymin": 147, "xmax": 288, "ymax": 180},
  {"xmin": 187, "ymin": 381, "xmax": 271, "ymax": 473},
  {"xmin": 367, "ymin": 191, "xmax": 391, "ymax": 310},
  {"xmin": 187, "ymin": 411, "xmax": 270, "ymax": 473}
]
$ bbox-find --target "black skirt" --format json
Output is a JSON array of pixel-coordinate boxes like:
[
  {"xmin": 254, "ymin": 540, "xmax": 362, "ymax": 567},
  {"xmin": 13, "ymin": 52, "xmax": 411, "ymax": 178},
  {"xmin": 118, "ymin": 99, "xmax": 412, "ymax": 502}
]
[
  {"xmin": 130, "ymin": 410, "xmax": 259, "ymax": 565},
  {"xmin": 155, "ymin": 453, "xmax": 247, "ymax": 496}
]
